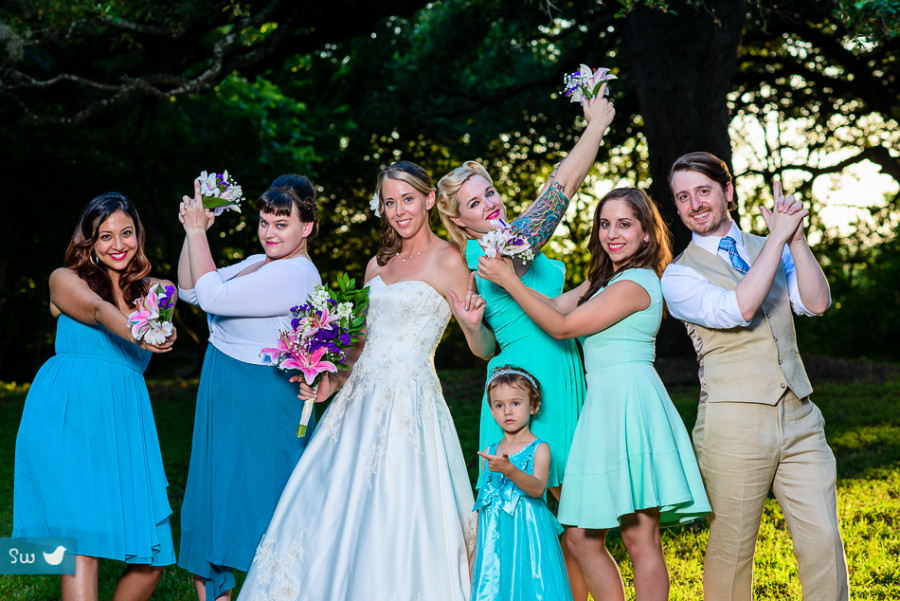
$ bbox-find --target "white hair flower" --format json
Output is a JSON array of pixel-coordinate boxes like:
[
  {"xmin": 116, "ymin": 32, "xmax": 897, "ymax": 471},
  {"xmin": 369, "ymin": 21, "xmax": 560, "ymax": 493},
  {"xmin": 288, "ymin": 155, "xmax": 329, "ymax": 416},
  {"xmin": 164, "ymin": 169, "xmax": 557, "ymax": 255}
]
[{"xmin": 370, "ymin": 192, "xmax": 381, "ymax": 217}]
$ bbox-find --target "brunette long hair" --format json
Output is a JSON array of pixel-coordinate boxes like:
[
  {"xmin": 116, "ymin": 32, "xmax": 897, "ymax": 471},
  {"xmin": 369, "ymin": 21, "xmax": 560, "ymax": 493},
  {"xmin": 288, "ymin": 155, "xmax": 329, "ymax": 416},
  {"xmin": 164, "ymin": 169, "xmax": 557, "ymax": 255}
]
[
  {"xmin": 373, "ymin": 161, "xmax": 434, "ymax": 266},
  {"xmin": 579, "ymin": 188, "xmax": 672, "ymax": 305},
  {"xmin": 64, "ymin": 192, "xmax": 151, "ymax": 307}
]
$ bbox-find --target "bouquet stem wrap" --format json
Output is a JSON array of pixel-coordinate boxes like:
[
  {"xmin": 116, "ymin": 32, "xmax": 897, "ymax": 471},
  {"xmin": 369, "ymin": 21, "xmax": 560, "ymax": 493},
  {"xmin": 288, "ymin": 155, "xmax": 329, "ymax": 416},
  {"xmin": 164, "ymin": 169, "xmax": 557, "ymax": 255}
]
[{"xmin": 296, "ymin": 383, "xmax": 318, "ymax": 437}]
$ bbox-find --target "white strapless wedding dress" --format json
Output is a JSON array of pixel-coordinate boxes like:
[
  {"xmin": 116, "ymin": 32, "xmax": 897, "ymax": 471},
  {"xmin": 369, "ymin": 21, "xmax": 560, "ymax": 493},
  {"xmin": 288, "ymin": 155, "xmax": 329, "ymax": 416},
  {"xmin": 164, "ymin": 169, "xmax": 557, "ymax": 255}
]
[{"xmin": 238, "ymin": 276, "xmax": 476, "ymax": 601}]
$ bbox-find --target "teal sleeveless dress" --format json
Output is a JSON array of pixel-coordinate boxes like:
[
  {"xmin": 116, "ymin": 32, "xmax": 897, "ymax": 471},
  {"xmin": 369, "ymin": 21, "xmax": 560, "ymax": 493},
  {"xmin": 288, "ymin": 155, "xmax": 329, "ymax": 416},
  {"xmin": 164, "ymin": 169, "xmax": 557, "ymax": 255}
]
[
  {"xmin": 467, "ymin": 240, "xmax": 585, "ymax": 489},
  {"xmin": 558, "ymin": 268, "xmax": 710, "ymax": 528},
  {"xmin": 13, "ymin": 314, "xmax": 174, "ymax": 564},
  {"xmin": 471, "ymin": 439, "xmax": 572, "ymax": 601}
]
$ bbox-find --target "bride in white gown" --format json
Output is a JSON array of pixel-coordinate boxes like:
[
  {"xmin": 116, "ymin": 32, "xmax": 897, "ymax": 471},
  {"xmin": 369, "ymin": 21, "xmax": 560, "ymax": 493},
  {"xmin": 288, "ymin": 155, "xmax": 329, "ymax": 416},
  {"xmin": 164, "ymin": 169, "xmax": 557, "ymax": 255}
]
[{"xmin": 238, "ymin": 161, "xmax": 496, "ymax": 601}]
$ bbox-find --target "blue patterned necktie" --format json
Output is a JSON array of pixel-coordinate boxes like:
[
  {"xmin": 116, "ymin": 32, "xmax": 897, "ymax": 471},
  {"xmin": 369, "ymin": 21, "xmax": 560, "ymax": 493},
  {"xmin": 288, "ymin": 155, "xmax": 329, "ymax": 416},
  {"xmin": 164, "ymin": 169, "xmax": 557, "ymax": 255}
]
[{"xmin": 718, "ymin": 236, "xmax": 750, "ymax": 275}]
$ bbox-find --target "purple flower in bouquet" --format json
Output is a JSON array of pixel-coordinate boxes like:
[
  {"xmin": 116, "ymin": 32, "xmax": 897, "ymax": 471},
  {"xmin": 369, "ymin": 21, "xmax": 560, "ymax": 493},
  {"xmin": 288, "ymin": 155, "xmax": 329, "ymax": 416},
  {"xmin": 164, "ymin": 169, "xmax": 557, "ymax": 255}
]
[
  {"xmin": 294, "ymin": 304, "xmax": 341, "ymax": 340},
  {"xmin": 197, "ymin": 170, "xmax": 244, "ymax": 216},
  {"xmin": 562, "ymin": 63, "xmax": 617, "ymax": 104}
]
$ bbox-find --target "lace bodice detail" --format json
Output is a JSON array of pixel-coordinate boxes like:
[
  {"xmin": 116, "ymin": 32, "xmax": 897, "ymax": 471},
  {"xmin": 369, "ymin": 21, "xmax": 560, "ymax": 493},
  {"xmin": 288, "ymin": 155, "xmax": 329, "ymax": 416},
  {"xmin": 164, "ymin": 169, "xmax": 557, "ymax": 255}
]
[
  {"xmin": 317, "ymin": 276, "xmax": 455, "ymax": 450},
  {"xmin": 355, "ymin": 276, "xmax": 451, "ymax": 373}
]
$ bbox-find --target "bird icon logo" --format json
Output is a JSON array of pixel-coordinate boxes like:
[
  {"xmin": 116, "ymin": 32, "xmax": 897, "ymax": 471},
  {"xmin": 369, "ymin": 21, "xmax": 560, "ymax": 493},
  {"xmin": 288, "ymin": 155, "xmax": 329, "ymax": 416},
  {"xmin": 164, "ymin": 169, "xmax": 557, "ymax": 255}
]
[{"xmin": 42, "ymin": 546, "xmax": 67, "ymax": 566}]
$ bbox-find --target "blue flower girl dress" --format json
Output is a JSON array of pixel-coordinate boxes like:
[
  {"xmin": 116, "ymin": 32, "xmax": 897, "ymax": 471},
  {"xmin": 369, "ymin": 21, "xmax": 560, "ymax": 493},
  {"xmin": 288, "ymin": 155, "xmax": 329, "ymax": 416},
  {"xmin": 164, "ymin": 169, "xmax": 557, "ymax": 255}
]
[{"xmin": 470, "ymin": 439, "xmax": 572, "ymax": 601}]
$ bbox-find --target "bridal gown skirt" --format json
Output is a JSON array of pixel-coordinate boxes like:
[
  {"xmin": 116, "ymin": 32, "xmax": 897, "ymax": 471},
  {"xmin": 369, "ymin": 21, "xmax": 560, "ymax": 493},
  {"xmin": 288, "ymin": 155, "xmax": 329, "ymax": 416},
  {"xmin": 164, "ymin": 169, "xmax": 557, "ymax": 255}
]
[{"xmin": 238, "ymin": 276, "xmax": 476, "ymax": 601}]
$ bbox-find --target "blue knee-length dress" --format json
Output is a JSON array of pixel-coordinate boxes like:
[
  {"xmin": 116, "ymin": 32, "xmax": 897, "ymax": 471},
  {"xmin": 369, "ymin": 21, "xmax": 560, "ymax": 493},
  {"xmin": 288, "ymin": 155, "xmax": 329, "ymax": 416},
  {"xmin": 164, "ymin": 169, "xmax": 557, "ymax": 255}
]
[{"xmin": 13, "ymin": 314, "xmax": 174, "ymax": 564}]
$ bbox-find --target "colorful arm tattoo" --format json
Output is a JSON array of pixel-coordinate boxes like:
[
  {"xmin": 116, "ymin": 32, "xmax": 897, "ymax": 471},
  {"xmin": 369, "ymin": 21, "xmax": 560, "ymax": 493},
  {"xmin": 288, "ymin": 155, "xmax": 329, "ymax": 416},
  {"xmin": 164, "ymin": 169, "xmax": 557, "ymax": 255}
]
[{"xmin": 511, "ymin": 180, "xmax": 569, "ymax": 252}]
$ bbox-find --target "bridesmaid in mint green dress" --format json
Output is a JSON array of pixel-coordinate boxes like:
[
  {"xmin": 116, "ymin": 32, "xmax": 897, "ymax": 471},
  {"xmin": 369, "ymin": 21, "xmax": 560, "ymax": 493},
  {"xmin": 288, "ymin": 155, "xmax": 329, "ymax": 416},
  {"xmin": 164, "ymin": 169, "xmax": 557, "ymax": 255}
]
[
  {"xmin": 477, "ymin": 188, "xmax": 710, "ymax": 601},
  {"xmin": 436, "ymin": 93, "xmax": 616, "ymax": 500}
]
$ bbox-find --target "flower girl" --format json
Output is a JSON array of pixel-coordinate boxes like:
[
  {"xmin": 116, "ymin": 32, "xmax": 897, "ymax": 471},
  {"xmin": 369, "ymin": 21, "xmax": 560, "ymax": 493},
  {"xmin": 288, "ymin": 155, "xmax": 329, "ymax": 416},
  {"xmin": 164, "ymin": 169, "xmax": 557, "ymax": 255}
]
[{"xmin": 471, "ymin": 366, "xmax": 572, "ymax": 601}]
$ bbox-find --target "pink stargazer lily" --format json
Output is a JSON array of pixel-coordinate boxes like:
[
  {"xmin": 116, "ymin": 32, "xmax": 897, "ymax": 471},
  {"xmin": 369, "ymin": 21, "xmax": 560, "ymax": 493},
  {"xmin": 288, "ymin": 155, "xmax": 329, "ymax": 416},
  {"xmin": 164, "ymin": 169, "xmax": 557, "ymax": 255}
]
[
  {"xmin": 260, "ymin": 337, "xmax": 291, "ymax": 365},
  {"xmin": 262, "ymin": 333, "xmax": 338, "ymax": 385},
  {"xmin": 288, "ymin": 346, "xmax": 338, "ymax": 385},
  {"xmin": 128, "ymin": 288, "xmax": 160, "ymax": 339},
  {"xmin": 296, "ymin": 305, "xmax": 341, "ymax": 339}
]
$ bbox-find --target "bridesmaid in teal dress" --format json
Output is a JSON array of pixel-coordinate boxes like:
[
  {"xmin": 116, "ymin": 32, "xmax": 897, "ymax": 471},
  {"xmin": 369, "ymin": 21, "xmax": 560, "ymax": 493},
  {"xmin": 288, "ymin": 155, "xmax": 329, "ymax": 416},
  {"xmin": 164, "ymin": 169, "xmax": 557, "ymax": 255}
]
[
  {"xmin": 437, "ymin": 94, "xmax": 615, "ymax": 600},
  {"xmin": 477, "ymin": 188, "xmax": 710, "ymax": 601},
  {"xmin": 436, "ymin": 92, "xmax": 616, "ymax": 496},
  {"xmin": 14, "ymin": 192, "xmax": 176, "ymax": 601}
]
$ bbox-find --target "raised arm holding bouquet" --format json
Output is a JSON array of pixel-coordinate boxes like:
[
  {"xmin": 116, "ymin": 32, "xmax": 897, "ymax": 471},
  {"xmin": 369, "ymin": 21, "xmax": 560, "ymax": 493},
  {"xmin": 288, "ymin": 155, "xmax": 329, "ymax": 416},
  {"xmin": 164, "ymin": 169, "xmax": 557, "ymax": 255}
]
[
  {"xmin": 176, "ymin": 173, "xmax": 323, "ymax": 601},
  {"xmin": 435, "ymin": 72, "xmax": 616, "ymax": 601}
]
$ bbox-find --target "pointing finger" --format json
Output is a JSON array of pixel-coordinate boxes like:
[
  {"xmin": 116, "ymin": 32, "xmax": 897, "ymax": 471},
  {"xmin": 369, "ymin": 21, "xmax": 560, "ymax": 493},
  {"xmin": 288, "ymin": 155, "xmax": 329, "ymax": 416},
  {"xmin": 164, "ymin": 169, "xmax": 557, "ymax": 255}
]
[{"xmin": 447, "ymin": 288, "xmax": 463, "ymax": 310}]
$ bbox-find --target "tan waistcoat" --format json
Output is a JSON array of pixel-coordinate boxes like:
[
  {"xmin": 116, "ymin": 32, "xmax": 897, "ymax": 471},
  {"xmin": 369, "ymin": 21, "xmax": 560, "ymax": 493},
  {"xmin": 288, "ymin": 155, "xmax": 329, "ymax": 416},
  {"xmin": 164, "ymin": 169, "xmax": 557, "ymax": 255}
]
[{"xmin": 675, "ymin": 231, "xmax": 812, "ymax": 405}]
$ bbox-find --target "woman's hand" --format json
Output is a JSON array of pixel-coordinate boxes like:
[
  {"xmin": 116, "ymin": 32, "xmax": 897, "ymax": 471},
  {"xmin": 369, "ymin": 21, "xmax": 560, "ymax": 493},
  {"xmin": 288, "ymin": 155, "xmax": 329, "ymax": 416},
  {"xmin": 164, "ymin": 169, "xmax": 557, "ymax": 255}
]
[
  {"xmin": 583, "ymin": 85, "xmax": 615, "ymax": 132},
  {"xmin": 447, "ymin": 272, "xmax": 487, "ymax": 331},
  {"xmin": 180, "ymin": 180, "xmax": 215, "ymax": 233},
  {"xmin": 140, "ymin": 328, "xmax": 177, "ymax": 353},
  {"xmin": 476, "ymin": 256, "xmax": 517, "ymax": 290},
  {"xmin": 292, "ymin": 372, "xmax": 339, "ymax": 403}
]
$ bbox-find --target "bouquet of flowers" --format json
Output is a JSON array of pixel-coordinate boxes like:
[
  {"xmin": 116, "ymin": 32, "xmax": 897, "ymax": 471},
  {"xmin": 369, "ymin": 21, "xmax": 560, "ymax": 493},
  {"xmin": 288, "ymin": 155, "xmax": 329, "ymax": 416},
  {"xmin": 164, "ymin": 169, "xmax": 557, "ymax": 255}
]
[
  {"xmin": 128, "ymin": 284, "xmax": 176, "ymax": 345},
  {"xmin": 197, "ymin": 170, "xmax": 244, "ymax": 215},
  {"xmin": 479, "ymin": 219, "xmax": 535, "ymax": 264},
  {"xmin": 261, "ymin": 273, "xmax": 369, "ymax": 436},
  {"xmin": 562, "ymin": 63, "xmax": 617, "ymax": 104}
]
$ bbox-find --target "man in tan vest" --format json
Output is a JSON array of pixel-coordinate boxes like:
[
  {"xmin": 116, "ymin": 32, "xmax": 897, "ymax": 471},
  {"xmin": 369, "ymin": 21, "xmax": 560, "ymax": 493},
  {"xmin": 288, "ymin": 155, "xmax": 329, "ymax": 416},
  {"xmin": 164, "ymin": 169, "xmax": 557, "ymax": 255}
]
[{"xmin": 660, "ymin": 152, "xmax": 849, "ymax": 601}]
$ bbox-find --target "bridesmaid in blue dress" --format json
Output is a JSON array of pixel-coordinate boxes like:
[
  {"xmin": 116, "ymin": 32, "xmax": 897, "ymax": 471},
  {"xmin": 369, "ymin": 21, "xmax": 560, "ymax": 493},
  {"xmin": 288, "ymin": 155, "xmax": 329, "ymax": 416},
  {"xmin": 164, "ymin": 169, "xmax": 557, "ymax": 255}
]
[
  {"xmin": 176, "ymin": 176, "xmax": 322, "ymax": 601},
  {"xmin": 471, "ymin": 366, "xmax": 572, "ymax": 601},
  {"xmin": 478, "ymin": 188, "xmax": 710, "ymax": 601},
  {"xmin": 14, "ymin": 192, "xmax": 177, "ymax": 601}
]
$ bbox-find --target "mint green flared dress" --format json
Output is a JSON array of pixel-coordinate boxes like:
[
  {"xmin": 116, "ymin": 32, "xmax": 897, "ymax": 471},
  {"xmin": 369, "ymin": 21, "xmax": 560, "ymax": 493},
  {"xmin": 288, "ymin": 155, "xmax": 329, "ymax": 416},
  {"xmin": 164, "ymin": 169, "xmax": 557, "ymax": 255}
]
[
  {"xmin": 558, "ymin": 268, "xmax": 709, "ymax": 528},
  {"xmin": 467, "ymin": 241, "xmax": 585, "ymax": 489}
]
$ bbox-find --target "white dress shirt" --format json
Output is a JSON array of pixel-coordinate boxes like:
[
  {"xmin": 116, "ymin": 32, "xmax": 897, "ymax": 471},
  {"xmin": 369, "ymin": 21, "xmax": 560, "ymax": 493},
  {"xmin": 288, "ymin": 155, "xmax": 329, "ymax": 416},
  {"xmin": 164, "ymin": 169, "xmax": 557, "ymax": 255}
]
[
  {"xmin": 661, "ymin": 221, "xmax": 823, "ymax": 329},
  {"xmin": 179, "ymin": 254, "xmax": 321, "ymax": 364}
]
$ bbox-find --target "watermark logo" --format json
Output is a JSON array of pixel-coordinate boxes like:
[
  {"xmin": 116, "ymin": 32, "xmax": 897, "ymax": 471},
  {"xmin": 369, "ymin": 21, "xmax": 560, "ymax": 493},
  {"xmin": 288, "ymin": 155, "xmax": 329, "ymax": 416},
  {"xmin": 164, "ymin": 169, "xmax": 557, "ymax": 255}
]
[{"xmin": 0, "ymin": 538, "xmax": 76, "ymax": 574}]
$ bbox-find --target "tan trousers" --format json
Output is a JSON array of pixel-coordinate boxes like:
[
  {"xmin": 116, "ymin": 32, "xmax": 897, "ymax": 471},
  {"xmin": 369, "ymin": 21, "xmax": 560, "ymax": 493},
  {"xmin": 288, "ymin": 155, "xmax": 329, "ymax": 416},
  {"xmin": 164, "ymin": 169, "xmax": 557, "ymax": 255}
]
[{"xmin": 692, "ymin": 393, "xmax": 849, "ymax": 601}]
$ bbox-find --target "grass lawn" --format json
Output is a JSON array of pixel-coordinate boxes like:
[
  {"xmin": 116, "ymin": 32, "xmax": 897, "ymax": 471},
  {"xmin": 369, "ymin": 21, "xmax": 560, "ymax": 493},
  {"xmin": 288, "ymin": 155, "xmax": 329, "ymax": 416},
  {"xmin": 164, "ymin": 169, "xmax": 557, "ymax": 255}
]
[{"xmin": 1, "ymin": 369, "xmax": 898, "ymax": 600}]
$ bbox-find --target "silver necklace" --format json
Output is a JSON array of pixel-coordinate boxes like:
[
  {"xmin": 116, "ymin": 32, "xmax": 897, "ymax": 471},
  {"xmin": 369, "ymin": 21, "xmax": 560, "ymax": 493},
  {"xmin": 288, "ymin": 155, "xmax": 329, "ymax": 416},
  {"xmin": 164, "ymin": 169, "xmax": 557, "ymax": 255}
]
[{"xmin": 398, "ymin": 237, "xmax": 432, "ymax": 262}]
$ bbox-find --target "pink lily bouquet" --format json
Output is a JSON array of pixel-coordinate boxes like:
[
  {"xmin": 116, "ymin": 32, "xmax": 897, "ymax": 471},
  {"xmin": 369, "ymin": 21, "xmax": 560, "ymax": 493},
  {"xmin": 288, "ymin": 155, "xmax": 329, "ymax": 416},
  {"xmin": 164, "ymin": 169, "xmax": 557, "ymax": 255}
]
[
  {"xmin": 562, "ymin": 63, "xmax": 617, "ymax": 104},
  {"xmin": 197, "ymin": 170, "xmax": 244, "ymax": 215},
  {"xmin": 261, "ymin": 273, "xmax": 369, "ymax": 436},
  {"xmin": 479, "ymin": 219, "xmax": 535, "ymax": 264},
  {"xmin": 128, "ymin": 284, "xmax": 176, "ymax": 345}
]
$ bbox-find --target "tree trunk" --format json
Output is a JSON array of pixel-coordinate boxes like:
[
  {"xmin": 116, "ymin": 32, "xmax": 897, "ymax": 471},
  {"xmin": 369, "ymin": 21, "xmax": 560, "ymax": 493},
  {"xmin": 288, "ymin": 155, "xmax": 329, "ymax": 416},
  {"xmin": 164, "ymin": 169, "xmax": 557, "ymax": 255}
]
[
  {"xmin": 622, "ymin": 0, "xmax": 747, "ymax": 246},
  {"xmin": 621, "ymin": 0, "xmax": 748, "ymax": 358}
]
